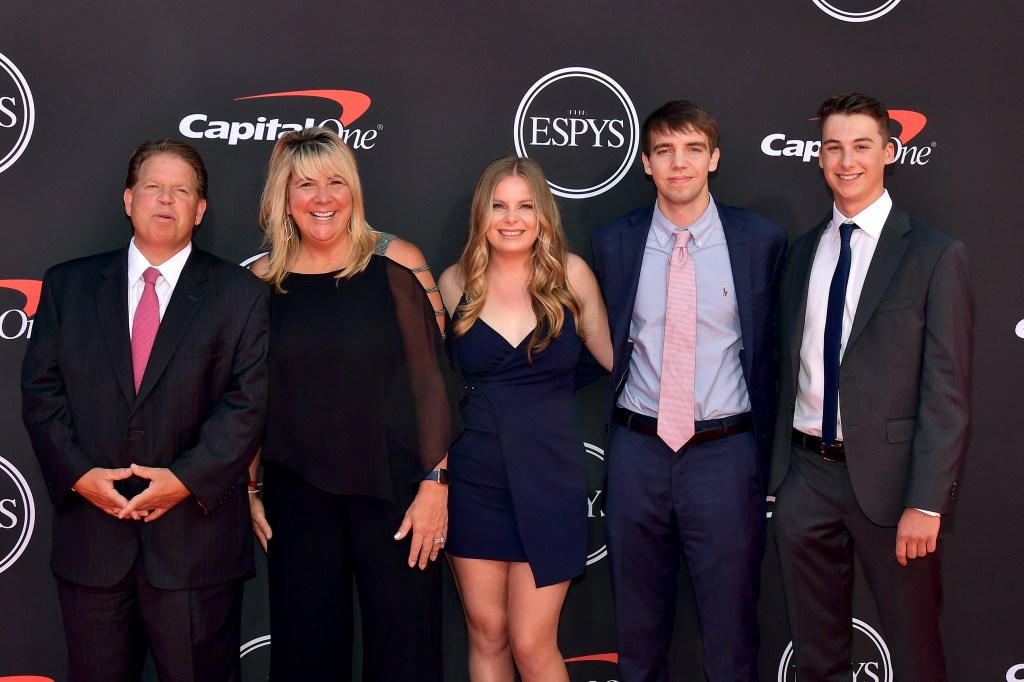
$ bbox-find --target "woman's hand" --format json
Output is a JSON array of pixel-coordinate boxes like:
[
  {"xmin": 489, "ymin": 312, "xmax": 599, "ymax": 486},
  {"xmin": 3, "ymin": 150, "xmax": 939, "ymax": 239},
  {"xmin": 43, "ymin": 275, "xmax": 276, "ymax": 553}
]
[
  {"xmin": 394, "ymin": 480, "xmax": 448, "ymax": 569},
  {"xmin": 249, "ymin": 493, "xmax": 272, "ymax": 553}
]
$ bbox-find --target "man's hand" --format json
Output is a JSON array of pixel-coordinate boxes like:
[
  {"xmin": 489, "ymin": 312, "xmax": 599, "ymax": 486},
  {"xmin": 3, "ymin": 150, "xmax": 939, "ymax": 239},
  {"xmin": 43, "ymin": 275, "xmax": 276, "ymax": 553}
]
[
  {"xmin": 249, "ymin": 494, "xmax": 272, "ymax": 553},
  {"xmin": 119, "ymin": 463, "xmax": 191, "ymax": 522},
  {"xmin": 895, "ymin": 507, "xmax": 941, "ymax": 567},
  {"xmin": 72, "ymin": 467, "xmax": 134, "ymax": 517}
]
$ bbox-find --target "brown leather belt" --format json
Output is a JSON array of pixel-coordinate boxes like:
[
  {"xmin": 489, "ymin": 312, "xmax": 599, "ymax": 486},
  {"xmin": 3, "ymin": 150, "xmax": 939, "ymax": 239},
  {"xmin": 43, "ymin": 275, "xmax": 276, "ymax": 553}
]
[
  {"xmin": 791, "ymin": 429, "xmax": 846, "ymax": 462},
  {"xmin": 613, "ymin": 407, "xmax": 753, "ymax": 445}
]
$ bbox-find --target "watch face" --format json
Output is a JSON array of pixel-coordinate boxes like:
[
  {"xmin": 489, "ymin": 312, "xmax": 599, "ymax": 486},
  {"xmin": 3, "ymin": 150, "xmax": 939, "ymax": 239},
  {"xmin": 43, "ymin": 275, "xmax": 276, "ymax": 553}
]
[{"xmin": 437, "ymin": 468, "xmax": 450, "ymax": 485}]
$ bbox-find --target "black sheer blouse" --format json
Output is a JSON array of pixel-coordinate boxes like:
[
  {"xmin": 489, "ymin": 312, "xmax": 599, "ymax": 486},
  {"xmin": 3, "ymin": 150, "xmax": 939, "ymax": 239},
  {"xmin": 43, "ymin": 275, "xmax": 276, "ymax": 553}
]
[{"xmin": 261, "ymin": 255, "xmax": 461, "ymax": 512}]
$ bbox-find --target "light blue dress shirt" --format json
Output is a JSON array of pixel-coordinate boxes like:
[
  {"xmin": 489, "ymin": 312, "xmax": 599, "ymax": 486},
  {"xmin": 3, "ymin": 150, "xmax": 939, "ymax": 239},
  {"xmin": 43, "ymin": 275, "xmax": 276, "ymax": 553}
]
[{"xmin": 617, "ymin": 197, "xmax": 750, "ymax": 421}]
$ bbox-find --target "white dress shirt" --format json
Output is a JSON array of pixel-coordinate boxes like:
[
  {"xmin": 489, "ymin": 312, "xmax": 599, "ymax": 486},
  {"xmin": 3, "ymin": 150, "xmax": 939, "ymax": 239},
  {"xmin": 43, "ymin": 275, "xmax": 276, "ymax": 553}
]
[
  {"xmin": 127, "ymin": 238, "xmax": 192, "ymax": 336},
  {"xmin": 793, "ymin": 190, "xmax": 891, "ymax": 439}
]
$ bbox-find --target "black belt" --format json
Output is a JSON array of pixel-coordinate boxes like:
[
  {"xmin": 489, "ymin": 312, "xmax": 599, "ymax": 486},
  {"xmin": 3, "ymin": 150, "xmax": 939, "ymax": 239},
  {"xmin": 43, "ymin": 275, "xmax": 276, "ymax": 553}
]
[
  {"xmin": 791, "ymin": 429, "xmax": 846, "ymax": 462},
  {"xmin": 613, "ymin": 407, "xmax": 753, "ymax": 445}
]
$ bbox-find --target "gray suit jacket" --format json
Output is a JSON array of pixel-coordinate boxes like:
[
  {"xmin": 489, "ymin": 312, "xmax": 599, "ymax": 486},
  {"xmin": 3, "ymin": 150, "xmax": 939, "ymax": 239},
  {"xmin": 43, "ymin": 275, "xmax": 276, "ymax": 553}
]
[{"xmin": 769, "ymin": 205, "xmax": 973, "ymax": 526}]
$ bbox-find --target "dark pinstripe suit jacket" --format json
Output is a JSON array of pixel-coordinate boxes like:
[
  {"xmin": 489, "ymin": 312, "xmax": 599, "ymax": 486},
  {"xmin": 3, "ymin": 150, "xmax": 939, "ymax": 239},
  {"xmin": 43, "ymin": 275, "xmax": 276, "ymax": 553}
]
[{"xmin": 22, "ymin": 245, "xmax": 269, "ymax": 590}]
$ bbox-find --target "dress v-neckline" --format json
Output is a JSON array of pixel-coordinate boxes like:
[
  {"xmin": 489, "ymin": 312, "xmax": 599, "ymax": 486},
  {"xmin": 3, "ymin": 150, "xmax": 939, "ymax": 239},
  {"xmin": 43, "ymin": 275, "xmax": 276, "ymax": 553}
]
[{"xmin": 476, "ymin": 316, "xmax": 536, "ymax": 350}]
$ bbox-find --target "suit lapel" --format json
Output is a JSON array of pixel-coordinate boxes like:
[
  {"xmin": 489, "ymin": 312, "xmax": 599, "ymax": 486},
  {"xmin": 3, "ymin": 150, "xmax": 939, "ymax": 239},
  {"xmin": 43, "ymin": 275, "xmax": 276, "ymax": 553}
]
[
  {"xmin": 722, "ymin": 210, "xmax": 752, "ymax": 378},
  {"xmin": 134, "ymin": 249, "xmax": 209, "ymax": 406},
  {"xmin": 94, "ymin": 250, "xmax": 135, "ymax": 406},
  {"xmin": 616, "ymin": 206, "xmax": 652, "ymax": 338},
  {"xmin": 846, "ymin": 208, "xmax": 910, "ymax": 350}
]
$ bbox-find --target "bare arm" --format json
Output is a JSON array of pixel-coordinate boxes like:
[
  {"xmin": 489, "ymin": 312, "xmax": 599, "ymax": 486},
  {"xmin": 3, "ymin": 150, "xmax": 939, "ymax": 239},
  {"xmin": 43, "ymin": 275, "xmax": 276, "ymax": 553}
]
[
  {"xmin": 567, "ymin": 253, "xmax": 613, "ymax": 372},
  {"xmin": 382, "ymin": 237, "xmax": 446, "ymax": 336}
]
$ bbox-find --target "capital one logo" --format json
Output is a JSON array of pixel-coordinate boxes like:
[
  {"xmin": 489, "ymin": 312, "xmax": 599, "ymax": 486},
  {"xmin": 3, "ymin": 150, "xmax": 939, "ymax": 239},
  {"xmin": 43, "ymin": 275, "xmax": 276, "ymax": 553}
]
[
  {"xmin": 0, "ymin": 455, "xmax": 36, "ymax": 575},
  {"xmin": 0, "ymin": 279, "xmax": 42, "ymax": 340},
  {"xmin": 0, "ymin": 52, "xmax": 35, "ymax": 174},
  {"xmin": 514, "ymin": 67, "xmax": 639, "ymax": 199},
  {"xmin": 761, "ymin": 110, "xmax": 935, "ymax": 166},
  {"xmin": 812, "ymin": 0, "xmax": 902, "ymax": 22},
  {"xmin": 565, "ymin": 652, "xmax": 617, "ymax": 682},
  {"xmin": 179, "ymin": 89, "xmax": 380, "ymax": 149},
  {"xmin": 778, "ymin": 618, "xmax": 892, "ymax": 681},
  {"xmin": 584, "ymin": 441, "xmax": 607, "ymax": 565}
]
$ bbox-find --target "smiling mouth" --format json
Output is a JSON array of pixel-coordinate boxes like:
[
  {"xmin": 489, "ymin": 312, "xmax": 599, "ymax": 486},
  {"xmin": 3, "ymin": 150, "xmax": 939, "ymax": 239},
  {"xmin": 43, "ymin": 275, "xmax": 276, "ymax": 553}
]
[
  {"xmin": 311, "ymin": 211, "xmax": 336, "ymax": 220},
  {"xmin": 838, "ymin": 173, "xmax": 862, "ymax": 181},
  {"xmin": 498, "ymin": 230, "xmax": 524, "ymax": 237}
]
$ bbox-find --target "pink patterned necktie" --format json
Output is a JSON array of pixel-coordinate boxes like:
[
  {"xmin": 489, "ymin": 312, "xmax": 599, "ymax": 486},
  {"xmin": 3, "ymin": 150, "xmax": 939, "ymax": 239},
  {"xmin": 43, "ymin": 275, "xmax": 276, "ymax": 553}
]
[
  {"xmin": 132, "ymin": 267, "xmax": 161, "ymax": 393},
  {"xmin": 658, "ymin": 228, "xmax": 696, "ymax": 451}
]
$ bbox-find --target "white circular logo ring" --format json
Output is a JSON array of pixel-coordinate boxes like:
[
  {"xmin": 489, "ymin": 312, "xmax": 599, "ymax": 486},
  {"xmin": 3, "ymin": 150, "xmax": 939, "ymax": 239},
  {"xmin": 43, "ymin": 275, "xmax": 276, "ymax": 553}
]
[
  {"xmin": 777, "ymin": 617, "xmax": 892, "ymax": 682},
  {"xmin": 0, "ymin": 455, "xmax": 36, "ymax": 574},
  {"xmin": 514, "ymin": 67, "xmax": 639, "ymax": 199},
  {"xmin": 812, "ymin": 0, "xmax": 902, "ymax": 22},
  {"xmin": 0, "ymin": 52, "xmax": 35, "ymax": 174},
  {"xmin": 584, "ymin": 441, "xmax": 607, "ymax": 565}
]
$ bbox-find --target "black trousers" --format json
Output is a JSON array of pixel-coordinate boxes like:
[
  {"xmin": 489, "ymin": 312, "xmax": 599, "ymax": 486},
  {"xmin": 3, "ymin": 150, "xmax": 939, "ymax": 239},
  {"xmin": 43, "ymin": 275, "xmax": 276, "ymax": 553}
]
[
  {"xmin": 263, "ymin": 461, "xmax": 442, "ymax": 681},
  {"xmin": 773, "ymin": 445, "xmax": 947, "ymax": 682},
  {"xmin": 57, "ymin": 556, "xmax": 243, "ymax": 682}
]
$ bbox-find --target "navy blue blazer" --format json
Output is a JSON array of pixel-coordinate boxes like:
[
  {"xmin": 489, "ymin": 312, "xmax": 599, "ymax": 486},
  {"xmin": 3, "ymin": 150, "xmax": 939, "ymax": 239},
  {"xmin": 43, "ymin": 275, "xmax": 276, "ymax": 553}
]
[{"xmin": 591, "ymin": 203, "xmax": 787, "ymax": 487}]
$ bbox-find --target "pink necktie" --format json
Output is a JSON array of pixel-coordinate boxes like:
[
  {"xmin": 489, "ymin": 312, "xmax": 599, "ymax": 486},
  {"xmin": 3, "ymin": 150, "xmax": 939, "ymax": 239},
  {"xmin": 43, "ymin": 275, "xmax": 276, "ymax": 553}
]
[
  {"xmin": 658, "ymin": 229, "xmax": 696, "ymax": 451},
  {"xmin": 132, "ymin": 267, "xmax": 161, "ymax": 393}
]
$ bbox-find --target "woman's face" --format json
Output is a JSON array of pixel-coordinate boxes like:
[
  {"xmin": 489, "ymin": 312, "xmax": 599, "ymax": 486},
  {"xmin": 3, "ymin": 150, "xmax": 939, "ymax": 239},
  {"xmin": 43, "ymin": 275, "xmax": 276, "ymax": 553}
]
[
  {"xmin": 485, "ymin": 175, "xmax": 539, "ymax": 257},
  {"xmin": 287, "ymin": 170, "xmax": 353, "ymax": 246}
]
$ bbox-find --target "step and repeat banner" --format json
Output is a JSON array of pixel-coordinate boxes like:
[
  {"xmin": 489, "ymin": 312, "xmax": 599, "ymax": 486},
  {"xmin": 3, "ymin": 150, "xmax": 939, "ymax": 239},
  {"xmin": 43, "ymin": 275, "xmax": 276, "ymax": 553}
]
[{"xmin": 1, "ymin": 1, "xmax": 1021, "ymax": 680}]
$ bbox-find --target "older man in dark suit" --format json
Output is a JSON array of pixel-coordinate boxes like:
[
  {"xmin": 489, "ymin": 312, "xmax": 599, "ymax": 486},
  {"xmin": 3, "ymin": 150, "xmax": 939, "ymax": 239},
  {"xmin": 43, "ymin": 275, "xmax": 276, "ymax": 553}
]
[
  {"xmin": 592, "ymin": 101, "xmax": 786, "ymax": 682},
  {"xmin": 22, "ymin": 139, "xmax": 269, "ymax": 682},
  {"xmin": 770, "ymin": 93, "xmax": 973, "ymax": 682}
]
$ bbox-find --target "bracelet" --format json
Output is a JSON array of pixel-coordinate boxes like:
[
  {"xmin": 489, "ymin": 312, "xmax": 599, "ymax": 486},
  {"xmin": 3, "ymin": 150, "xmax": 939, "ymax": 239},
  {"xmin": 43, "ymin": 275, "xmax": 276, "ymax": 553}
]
[{"xmin": 247, "ymin": 481, "xmax": 262, "ymax": 495}]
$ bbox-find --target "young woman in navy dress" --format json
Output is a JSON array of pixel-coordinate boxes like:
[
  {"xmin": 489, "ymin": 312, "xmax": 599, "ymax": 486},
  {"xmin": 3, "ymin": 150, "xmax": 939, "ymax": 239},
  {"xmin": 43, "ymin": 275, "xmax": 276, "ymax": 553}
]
[{"xmin": 439, "ymin": 157, "xmax": 612, "ymax": 681}]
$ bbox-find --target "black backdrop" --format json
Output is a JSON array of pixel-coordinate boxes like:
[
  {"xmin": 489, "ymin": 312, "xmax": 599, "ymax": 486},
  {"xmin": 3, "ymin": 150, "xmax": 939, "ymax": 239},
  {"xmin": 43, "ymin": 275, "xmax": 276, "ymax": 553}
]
[{"xmin": 1, "ymin": 2, "xmax": 1021, "ymax": 680}]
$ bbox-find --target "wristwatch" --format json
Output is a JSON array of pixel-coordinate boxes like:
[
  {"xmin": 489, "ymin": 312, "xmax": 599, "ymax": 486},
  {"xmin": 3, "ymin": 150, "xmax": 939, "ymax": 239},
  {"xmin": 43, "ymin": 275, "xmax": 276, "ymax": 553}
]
[{"xmin": 423, "ymin": 468, "xmax": 450, "ymax": 486}]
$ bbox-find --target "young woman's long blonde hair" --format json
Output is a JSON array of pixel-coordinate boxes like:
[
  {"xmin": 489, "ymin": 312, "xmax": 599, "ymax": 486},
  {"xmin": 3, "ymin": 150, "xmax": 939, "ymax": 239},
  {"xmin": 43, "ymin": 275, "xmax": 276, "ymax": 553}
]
[
  {"xmin": 258, "ymin": 127, "xmax": 376, "ymax": 292},
  {"xmin": 454, "ymin": 156, "xmax": 581, "ymax": 359}
]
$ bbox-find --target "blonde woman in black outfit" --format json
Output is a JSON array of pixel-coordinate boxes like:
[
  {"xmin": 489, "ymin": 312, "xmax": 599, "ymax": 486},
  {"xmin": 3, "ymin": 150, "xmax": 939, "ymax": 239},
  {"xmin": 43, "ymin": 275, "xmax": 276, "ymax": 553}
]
[{"xmin": 247, "ymin": 127, "xmax": 460, "ymax": 680}]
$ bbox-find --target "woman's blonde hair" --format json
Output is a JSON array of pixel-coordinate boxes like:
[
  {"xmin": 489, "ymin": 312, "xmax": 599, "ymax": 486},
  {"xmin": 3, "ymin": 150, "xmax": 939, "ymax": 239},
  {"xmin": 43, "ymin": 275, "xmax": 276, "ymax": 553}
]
[
  {"xmin": 454, "ymin": 156, "xmax": 581, "ymax": 359},
  {"xmin": 258, "ymin": 127, "xmax": 376, "ymax": 292}
]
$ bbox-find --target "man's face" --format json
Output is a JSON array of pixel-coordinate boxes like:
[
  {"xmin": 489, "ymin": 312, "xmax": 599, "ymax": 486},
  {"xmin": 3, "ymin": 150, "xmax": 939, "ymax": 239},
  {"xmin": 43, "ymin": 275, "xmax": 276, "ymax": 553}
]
[
  {"xmin": 818, "ymin": 113, "xmax": 894, "ymax": 217},
  {"xmin": 123, "ymin": 153, "xmax": 206, "ymax": 264},
  {"xmin": 642, "ymin": 127, "xmax": 720, "ymax": 217}
]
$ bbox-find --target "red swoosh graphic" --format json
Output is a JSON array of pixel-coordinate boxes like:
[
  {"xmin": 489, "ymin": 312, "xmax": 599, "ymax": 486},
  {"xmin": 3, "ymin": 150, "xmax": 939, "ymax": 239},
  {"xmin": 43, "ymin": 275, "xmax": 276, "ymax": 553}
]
[
  {"xmin": 564, "ymin": 652, "xmax": 619, "ymax": 663},
  {"xmin": 888, "ymin": 110, "xmax": 927, "ymax": 144},
  {"xmin": 0, "ymin": 279, "xmax": 42, "ymax": 316},
  {"xmin": 235, "ymin": 90, "xmax": 372, "ymax": 127},
  {"xmin": 0, "ymin": 677, "xmax": 56, "ymax": 681}
]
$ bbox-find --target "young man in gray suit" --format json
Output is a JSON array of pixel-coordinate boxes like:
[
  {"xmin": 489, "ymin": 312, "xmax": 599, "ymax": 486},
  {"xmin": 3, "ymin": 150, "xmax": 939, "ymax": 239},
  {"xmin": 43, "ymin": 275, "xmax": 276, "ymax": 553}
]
[{"xmin": 770, "ymin": 93, "xmax": 973, "ymax": 682}]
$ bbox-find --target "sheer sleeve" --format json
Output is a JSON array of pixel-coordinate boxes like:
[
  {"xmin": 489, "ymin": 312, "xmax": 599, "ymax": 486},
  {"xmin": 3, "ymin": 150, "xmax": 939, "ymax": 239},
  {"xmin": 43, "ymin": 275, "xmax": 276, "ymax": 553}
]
[{"xmin": 385, "ymin": 260, "xmax": 463, "ymax": 496}]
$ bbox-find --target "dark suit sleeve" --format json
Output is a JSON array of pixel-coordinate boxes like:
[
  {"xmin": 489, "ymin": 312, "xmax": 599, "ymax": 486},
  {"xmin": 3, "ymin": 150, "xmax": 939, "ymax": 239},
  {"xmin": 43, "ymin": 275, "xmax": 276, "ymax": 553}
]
[
  {"xmin": 905, "ymin": 240, "xmax": 973, "ymax": 514},
  {"xmin": 22, "ymin": 268, "xmax": 97, "ymax": 507},
  {"xmin": 169, "ymin": 282, "xmax": 269, "ymax": 513}
]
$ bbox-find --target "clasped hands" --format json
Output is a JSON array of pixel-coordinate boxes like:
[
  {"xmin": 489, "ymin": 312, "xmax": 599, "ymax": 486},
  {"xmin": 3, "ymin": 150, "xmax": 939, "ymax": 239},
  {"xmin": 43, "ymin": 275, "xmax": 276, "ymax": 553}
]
[{"xmin": 73, "ymin": 463, "xmax": 189, "ymax": 522}]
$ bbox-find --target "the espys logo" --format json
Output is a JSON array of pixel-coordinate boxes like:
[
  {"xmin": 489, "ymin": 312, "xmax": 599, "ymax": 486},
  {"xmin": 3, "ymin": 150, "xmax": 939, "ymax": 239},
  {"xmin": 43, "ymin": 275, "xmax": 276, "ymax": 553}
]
[
  {"xmin": 514, "ymin": 67, "xmax": 639, "ymax": 199},
  {"xmin": 1015, "ymin": 319, "xmax": 1024, "ymax": 339},
  {"xmin": 812, "ymin": 0, "xmax": 901, "ymax": 22},
  {"xmin": 179, "ymin": 89, "xmax": 380, "ymax": 149},
  {"xmin": 584, "ymin": 441, "xmax": 607, "ymax": 565},
  {"xmin": 0, "ymin": 279, "xmax": 42, "ymax": 340},
  {"xmin": 0, "ymin": 52, "xmax": 35, "ymax": 175},
  {"xmin": 0, "ymin": 455, "xmax": 36, "ymax": 575},
  {"xmin": 1007, "ymin": 663, "xmax": 1024, "ymax": 681},
  {"xmin": 761, "ymin": 110, "xmax": 934, "ymax": 166},
  {"xmin": 778, "ymin": 617, "xmax": 892, "ymax": 682}
]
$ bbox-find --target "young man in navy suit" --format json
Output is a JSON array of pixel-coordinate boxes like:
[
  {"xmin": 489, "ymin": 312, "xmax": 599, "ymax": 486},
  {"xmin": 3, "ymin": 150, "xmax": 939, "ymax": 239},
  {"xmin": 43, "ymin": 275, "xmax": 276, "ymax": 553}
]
[
  {"xmin": 22, "ymin": 139, "xmax": 269, "ymax": 682},
  {"xmin": 591, "ymin": 101, "xmax": 787, "ymax": 681},
  {"xmin": 770, "ymin": 93, "xmax": 972, "ymax": 682}
]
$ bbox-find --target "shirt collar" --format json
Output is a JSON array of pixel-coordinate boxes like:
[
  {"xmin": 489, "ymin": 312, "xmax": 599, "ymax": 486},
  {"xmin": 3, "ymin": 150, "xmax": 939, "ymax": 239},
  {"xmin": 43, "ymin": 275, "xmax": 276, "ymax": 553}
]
[
  {"xmin": 651, "ymin": 195, "xmax": 720, "ymax": 250},
  {"xmin": 128, "ymin": 238, "xmax": 192, "ymax": 288},
  {"xmin": 829, "ymin": 189, "xmax": 892, "ymax": 242}
]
